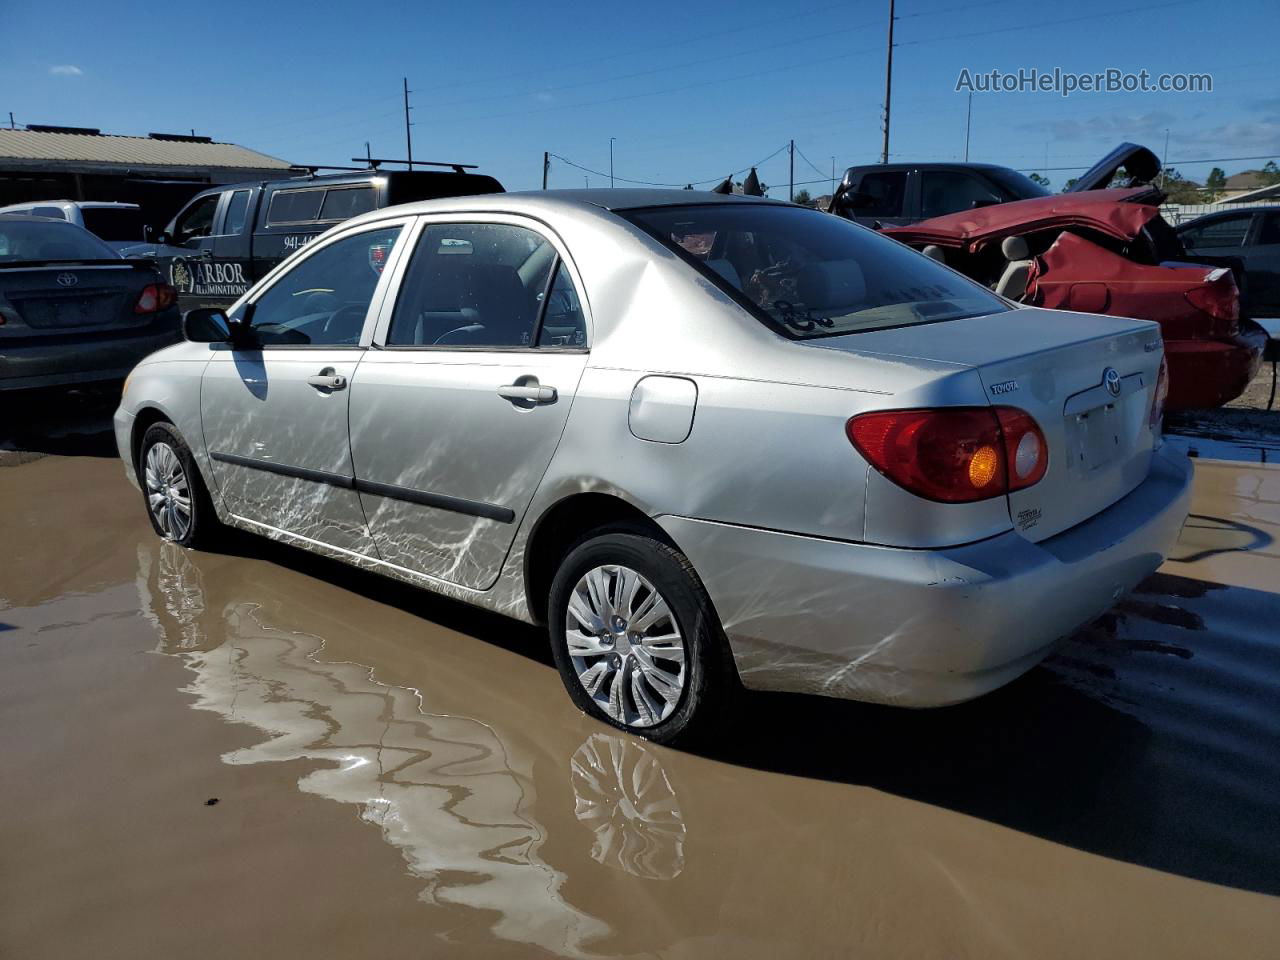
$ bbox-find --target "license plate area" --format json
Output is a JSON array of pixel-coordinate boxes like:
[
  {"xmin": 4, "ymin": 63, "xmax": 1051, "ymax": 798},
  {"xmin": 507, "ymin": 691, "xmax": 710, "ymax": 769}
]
[
  {"xmin": 1067, "ymin": 402, "xmax": 1122, "ymax": 473},
  {"xmin": 15, "ymin": 294, "xmax": 118, "ymax": 328}
]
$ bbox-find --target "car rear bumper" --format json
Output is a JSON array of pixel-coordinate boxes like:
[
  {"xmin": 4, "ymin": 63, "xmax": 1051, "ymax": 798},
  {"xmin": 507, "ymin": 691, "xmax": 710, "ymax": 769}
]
[
  {"xmin": 659, "ymin": 445, "xmax": 1192, "ymax": 707},
  {"xmin": 0, "ymin": 324, "xmax": 180, "ymax": 392},
  {"xmin": 1164, "ymin": 323, "xmax": 1267, "ymax": 410}
]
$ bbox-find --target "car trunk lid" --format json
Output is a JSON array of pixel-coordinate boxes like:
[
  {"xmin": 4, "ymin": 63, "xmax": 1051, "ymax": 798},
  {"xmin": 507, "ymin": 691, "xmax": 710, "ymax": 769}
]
[
  {"xmin": 817, "ymin": 306, "xmax": 1163, "ymax": 542},
  {"xmin": 0, "ymin": 261, "xmax": 154, "ymax": 335}
]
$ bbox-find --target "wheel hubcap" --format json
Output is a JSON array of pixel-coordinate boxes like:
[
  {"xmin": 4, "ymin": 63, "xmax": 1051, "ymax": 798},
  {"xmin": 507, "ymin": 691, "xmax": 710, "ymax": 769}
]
[
  {"xmin": 144, "ymin": 442, "xmax": 192, "ymax": 541},
  {"xmin": 565, "ymin": 564, "xmax": 686, "ymax": 728}
]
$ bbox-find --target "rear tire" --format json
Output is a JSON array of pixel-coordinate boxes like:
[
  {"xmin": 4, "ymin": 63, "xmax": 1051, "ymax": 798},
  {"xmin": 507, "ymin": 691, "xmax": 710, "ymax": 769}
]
[
  {"xmin": 548, "ymin": 531, "xmax": 733, "ymax": 745},
  {"xmin": 138, "ymin": 422, "xmax": 221, "ymax": 549}
]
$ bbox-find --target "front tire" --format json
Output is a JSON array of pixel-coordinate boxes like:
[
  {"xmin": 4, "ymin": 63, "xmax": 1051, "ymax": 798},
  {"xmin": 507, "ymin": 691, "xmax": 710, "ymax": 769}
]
[
  {"xmin": 548, "ymin": 531, "xmax": 733, "ymax": 745},
  {"xmin": 138, "ymin": 422, "xmax": 221, "ymax": 549}
]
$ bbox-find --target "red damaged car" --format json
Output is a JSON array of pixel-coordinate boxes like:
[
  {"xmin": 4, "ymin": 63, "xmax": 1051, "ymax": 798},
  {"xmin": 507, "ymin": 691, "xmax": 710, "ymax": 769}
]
[{"xmin": 878, "ymin": 144, "xmax": 1266, "ymax": 410}]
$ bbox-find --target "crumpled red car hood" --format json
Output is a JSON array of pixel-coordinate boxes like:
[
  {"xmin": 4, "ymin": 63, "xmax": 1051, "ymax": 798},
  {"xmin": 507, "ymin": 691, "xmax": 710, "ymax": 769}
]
[{"xmin": 884, "ymin": 187, "xmax": 1161, "ymax": 252}]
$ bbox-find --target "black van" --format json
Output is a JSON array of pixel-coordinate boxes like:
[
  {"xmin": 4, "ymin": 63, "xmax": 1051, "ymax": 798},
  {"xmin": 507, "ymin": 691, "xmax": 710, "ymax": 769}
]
[{"xmin": 121, "ymin": 167, "xmax": 504, "ymax": 310}]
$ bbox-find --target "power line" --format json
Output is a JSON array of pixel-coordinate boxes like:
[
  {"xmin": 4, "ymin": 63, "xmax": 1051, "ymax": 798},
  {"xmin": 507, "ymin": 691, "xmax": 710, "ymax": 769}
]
[
  {"xmin": 1014, "ymin": 153, "xmax": 1279, "ymax": 173},
  {"xmin": 793, "ymin": 143, "xmax": 829, "ymax": 179},
  {"xmin": 547, "ymin": 143, "xmax": 790, "ymax": 188},
  {"xmin": 897, "ymin": 0, "xmax": 1197, "ymax": 47}
]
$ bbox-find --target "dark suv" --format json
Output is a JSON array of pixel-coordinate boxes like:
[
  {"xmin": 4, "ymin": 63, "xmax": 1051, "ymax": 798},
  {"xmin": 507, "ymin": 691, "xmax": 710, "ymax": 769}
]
[
  {"xmin": 829, "ymin": 162, "xmax": 1051, "ymax": 227},
  {"xmin": 121, "ymin": 167, "xmax": 504, "ymax": 310}
]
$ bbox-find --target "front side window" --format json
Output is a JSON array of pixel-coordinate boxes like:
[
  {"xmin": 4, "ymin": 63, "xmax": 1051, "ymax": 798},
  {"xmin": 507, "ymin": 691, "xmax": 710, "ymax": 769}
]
[
  {"xmin": 173, "ymin": 194, "xmax": 219, "ymax": 244},
  {"xmin": 1181, "ymin": 215, "xmax": 1252, "ymax": 250},
  {"xmin": 852, "ymin": 171, "xmax": 906, "ymax": 218},
  {"xmin": 222, "ymin": 190, "xmax": 251, "ymax": 236},
  {"xmin": 625, "ymin": 203, "xmax": 1007, "ymax": 338},
  {"xmin": 248, "ymin": 225, "xmax": 403, "ymax": 346},
  {"xmin": 1258, "ymin": 214, "xmax": 1280, "ymax": 246},
  {"xmin": 387, "ymin": 223, "xmax": 557, "ymax": 347},
  {"xmin": 920, "ymin": 171, "xmax": 1005, "ymax": 219}
]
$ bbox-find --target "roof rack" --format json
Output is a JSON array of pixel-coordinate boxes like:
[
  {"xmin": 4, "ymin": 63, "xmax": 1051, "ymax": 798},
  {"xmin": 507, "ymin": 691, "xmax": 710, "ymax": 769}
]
[{"xmin": 351, "ymin": 157, "xmax": 478, "ymax": 173}]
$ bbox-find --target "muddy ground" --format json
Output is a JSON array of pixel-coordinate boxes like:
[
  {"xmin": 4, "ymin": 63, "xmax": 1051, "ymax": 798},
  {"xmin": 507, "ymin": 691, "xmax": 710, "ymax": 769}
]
[{"xmin": 1, "ymin": 393, "xmax": 1278, "ymax": 959}]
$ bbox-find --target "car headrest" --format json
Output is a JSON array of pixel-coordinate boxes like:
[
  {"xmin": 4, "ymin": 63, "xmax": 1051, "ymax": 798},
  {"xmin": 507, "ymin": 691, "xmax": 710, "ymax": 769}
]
[
  {"xmin": 921, "ymin": 245, "xmax": 946, "ymax": 263},
  {"xmin": 1001, "ymin": 235, "xmax": 1030, "ymax": 261},
  {"xmin": 797, "ymin": 260, "xmax": 866, "ymax": 312}
]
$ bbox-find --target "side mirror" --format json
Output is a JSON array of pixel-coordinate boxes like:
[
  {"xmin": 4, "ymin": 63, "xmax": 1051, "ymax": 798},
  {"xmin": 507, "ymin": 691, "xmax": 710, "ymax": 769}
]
[
  {"xmin": 183, "ymin": 308, "xmax": 232, "ymax": 343},
  {"xmin": 154, "ymin": 231, "xmax": 171, "ymax": 246}
]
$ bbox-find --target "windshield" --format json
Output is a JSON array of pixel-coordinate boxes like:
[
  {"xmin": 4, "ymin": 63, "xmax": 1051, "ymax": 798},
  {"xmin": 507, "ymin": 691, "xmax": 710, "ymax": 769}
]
[
  {"xmin": 0, "ymin": 220, "xmax": 118, "ymax": 262},
  {"xmin": 624, "ymin": 203, "xmax": 1008, "ymax": 338},
  {"xmin": 80, "ymin": 207, "xmax": 146, "ymax": 243},
  {"xmin": 986, "ymin": 167, "xmax": 1052, "ymax": 200}
]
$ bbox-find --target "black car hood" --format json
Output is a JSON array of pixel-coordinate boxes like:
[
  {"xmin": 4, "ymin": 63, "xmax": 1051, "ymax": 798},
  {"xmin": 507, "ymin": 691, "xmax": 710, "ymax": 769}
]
[{"xmin": 1066, "ymin": 142, "xmax": 1162, "ymax": 193}]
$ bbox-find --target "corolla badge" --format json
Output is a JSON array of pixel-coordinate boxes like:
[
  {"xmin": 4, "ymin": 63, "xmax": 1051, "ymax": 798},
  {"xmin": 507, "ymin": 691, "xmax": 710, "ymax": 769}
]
[
  {"xmin": 56, "ymin": 272, "xmax": 78, "ymax": 287},
  {"xmin": 1104, "ymin": 367, "xmax": 1122, "ymax": 397}
]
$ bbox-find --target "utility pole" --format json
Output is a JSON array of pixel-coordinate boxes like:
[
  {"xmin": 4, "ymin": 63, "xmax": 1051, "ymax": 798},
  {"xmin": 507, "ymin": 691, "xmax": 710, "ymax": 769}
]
[
  {"xmin": 609, "ymin": 137, "xmax": 616, "ymax": 188},
  {"xmin": 403, "ymin": 77, "xmax": 414, "ymax": 170},
  {"xmin": 1161, "ymin": 129, "xmax": 1170, "ymax": 188},
  {"xmin": 831, "ymin": 156, "xmax": 836, "ymax": 196},
  {"xmin": 881, "ymin": 0, "xmax": 895, "ymax": 164},
  {"xmin": 789, "ymin": 139, "xmax": 795, "ymax": 202},
  {"xmin": 8, "ymin": 112, "xmax": 14, "ymax": 130},
  {"xmin": 365, "ymin": 142, "xmax": 373, "ymax": 168},
  {"xmin": 542, "ymin": 151, "xmax": 549, "ymax": 189},
  {"xmin": 964, "ymin": 92, "xmax": 972, "ymax": 161}
]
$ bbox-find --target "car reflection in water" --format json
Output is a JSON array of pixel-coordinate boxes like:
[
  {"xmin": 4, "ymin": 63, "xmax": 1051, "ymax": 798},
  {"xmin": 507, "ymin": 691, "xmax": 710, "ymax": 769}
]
[{"xmin": 135, "ymin": 540, "xmax": 693, "ymax": 955}]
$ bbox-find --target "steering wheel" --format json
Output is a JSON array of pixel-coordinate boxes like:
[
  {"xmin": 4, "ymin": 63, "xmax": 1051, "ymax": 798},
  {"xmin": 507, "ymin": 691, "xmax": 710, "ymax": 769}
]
[
  {"xmin": 323, "ymin": 304, "xmax": 369, "ymax": 343},
  {"xmin": 433, "ymin": 323, "xmax": 485, "ymax": 346}
]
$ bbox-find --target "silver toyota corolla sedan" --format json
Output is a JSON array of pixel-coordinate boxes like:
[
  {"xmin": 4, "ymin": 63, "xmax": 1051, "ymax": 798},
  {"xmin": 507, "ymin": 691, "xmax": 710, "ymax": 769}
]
[{"xmin": 114, "ymin": 189, "xmax": 1192, "ymax": 743}]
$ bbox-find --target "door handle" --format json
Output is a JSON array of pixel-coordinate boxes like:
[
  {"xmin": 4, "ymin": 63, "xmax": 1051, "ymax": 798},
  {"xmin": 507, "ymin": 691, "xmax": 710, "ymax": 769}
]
[
  {"xmin": 498, "ymin": 383, "xmax": 557, "ymax": 404},
  {"xmin": 307, "ymin": 368, "xmax": 347, "ymax": 391}
]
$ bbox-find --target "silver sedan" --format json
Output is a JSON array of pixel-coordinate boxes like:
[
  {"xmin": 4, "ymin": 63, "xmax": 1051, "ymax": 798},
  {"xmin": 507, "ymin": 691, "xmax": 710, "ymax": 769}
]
[{"xmin": 114, "ymin": 190, "xmax": 1192, "ymax": 743}]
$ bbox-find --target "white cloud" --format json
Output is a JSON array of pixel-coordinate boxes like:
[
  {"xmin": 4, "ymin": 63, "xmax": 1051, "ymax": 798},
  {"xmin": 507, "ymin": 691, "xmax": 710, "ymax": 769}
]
[{"xmin": 49, "ymin": 65, "xmax": 83, "ymax": 77}]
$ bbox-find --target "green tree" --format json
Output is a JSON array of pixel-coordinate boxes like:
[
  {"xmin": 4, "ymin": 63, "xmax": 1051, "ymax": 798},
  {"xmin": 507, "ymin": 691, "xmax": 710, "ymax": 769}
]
[
  {"xmin": 1159, "ymin": 166, "xmax": 1204, "ymax": 204},
  {"xmin": 1028, "ymin": 172, "xmax": 1051, "ymax": 188},
  {"xmin": 1262, "ymin": 160, "xmax": 1280, "ymax": 186},
  {"xmin": 1203, "ymin": 167, "xmax": 1227, "ymax": 201},
  {"xmin": 1062, "ymin": 177, "xmax": 1079, "ymax": 191},
  {"xmin": 794, "ymin": 188, "xmax": 812, "ymax": 205}
]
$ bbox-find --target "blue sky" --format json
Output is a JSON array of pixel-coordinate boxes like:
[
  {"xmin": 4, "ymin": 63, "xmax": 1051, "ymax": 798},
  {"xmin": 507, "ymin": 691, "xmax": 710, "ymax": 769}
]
[{"xmin": 3, "ymin": 0, "xmax": 1276, "ymax": 195}]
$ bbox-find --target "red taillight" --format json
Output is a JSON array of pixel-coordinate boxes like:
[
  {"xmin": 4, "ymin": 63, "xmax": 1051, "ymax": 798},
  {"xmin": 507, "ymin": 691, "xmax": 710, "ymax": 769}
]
[
  {"xmin": 1184, "ymin": 275, "xmax": 1238, "ymax": 323},
  {"xmin": 1150, "ymin": 355, "xmax": 1169, "ymax": 430},
  {"xmin": 134, "ymin": 283, "xmax": 176, "ymax": 315},
  {"xmin": 847, "ymin": 406, "xmax": 1048, "ymax": 503}
]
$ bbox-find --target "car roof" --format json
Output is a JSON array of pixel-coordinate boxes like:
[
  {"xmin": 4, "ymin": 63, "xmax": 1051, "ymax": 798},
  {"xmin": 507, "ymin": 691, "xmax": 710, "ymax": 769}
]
[
  {"xmin": 350, "ymin": 188, "xmax": 784, "ymax": 222},
  {"xmin": 0, "ymin": 199, "xmax": 139, "ymax": 210},
  {"xmin": 0, "ymin": 213, "xmax": 85, "ymax": 223}
]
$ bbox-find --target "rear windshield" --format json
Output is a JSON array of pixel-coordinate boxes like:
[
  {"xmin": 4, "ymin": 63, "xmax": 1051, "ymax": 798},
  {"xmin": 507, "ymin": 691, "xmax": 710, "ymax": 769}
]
[
  {"xmin": 624, "ymin": 203, "xmax": 1008, "ymax": 337},
  {"xmin": 81, "ymin": 207, "xmax": 146, "ymax": 242},
  {"xmin": 0, "ymin": 220, "xmax": 117, "ymax": 262}
]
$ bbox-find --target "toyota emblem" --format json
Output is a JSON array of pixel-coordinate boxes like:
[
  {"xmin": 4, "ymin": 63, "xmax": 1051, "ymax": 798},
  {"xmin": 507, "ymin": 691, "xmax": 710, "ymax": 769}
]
[
  {"xmin": 56, "ymin": 272, "xmax": 78, "ymax": 287},
  {"xmin": 1103, "ymin": 367, "xmax": 1121, "ymax": 397}
]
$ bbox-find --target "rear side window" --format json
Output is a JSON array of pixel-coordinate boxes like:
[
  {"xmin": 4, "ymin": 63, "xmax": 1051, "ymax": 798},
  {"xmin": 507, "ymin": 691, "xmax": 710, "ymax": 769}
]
[
  {"xmin": 319, "ymin": 186, "xmax": 375, "ymax": 221},
  {"xmin": 1258, "ymin": 214, "xmax": 1280, "ymax": 246},
  {"xmin": 30, "ymin": 206, "xmax": 67, "ymax": 220},
  {"xmin": 853, "ymin": 171, "xmax": 906, "ymax": 218},
  {"xmin": 625, "ymin": 203, "xmax": 1007, "ymax": 338},
  {"xmin": 387, "ymin": 223, "xmax": 556, "ymax": 348},
  {"xmin": 267, "ymin": 189, "xmax": 325, "ymax": 225}
]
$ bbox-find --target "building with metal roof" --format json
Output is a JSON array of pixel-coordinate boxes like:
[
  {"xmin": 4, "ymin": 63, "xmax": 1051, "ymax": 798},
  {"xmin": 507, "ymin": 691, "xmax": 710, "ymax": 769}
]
[{"xmin": 0, "ymin": 125, "xmax": 298, "ymax": 232}]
